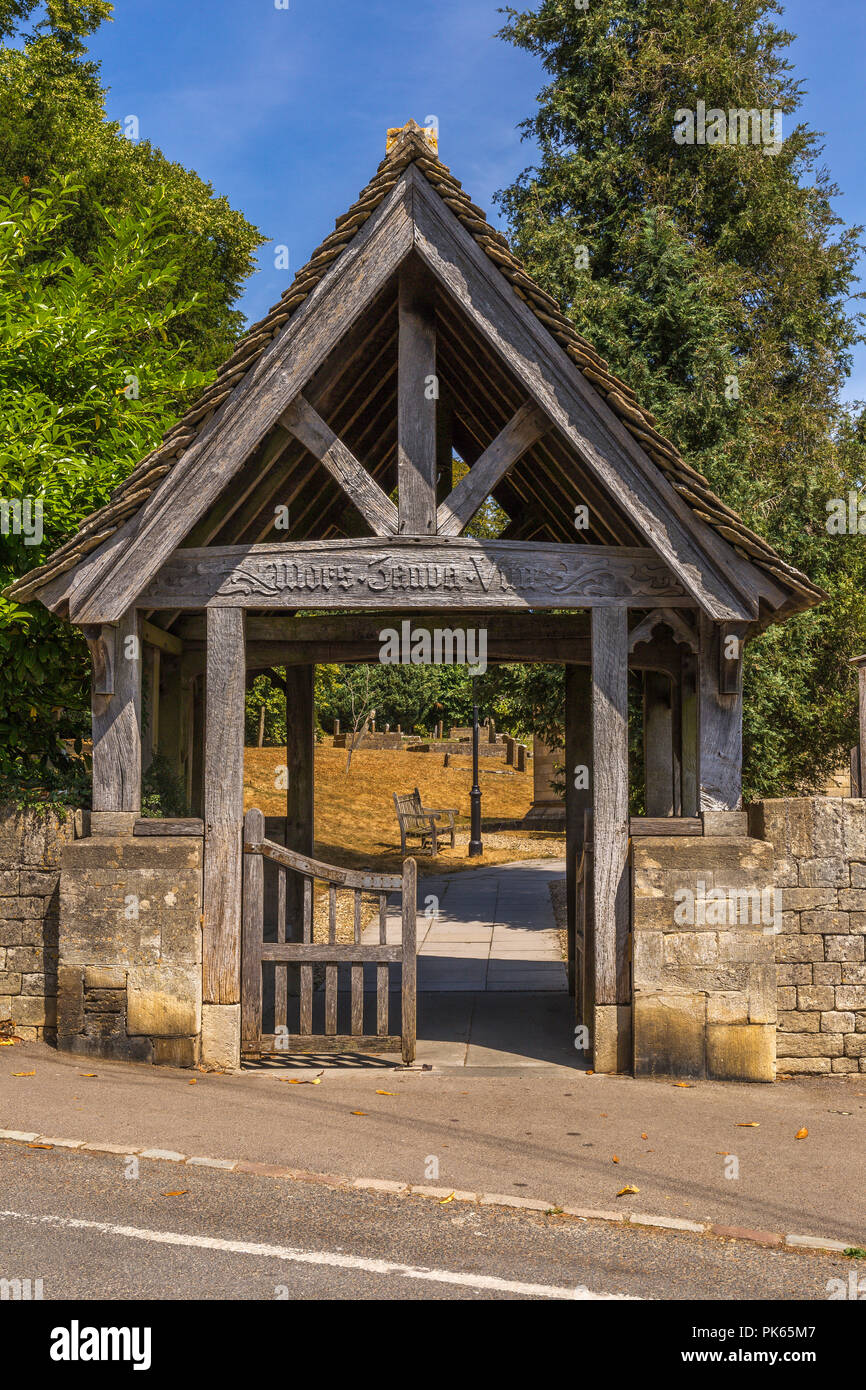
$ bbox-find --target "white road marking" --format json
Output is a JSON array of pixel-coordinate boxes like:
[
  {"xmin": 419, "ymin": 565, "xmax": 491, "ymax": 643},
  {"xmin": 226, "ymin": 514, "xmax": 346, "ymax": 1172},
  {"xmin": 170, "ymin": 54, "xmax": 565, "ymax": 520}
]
[{"xmin": 0, "ymin": 1208, "xmax": 637, "ymax": 1300}]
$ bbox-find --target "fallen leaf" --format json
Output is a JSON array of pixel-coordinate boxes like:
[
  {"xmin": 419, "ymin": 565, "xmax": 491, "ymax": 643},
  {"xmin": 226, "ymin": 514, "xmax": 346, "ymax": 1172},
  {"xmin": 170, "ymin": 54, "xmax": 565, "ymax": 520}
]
[
  {"xmin": 616, "ymin": 1185, "xmax": 639, "ymax": 1197},
  {"xmin": 79, "ymin": 1072, "xmax": 97, "ymax": 1078},
  {"xmin": 162, "ymin": 1190, "xmax": 188, "ymax": 1197},
  {"xmin": 0, "ymin": 1039, "xmax": 19, "ymax": 1047},
  {"xmin": 586, "ymin": 1070, "xmax": 594, "ymax": 1076},
  {"xmin": 673, "ymin": 1082, "xmax": 693, "ymax": 1088},
  {"xmin": 189, "ymin": 1079, "xmax": 197, "ymax": 1085},
  {"xmin": 795, "ymin": 1127, "xmax": 809, "ymax": 1140},
  {"xmin": 375, "ymin": 1090, "xmax": 396, "ymax": 1096},
  {"xmin": 736, "ymin": 1122, "xmax": 760, "ymax": 1128},
  {"xmin": 28, "ymin": 1143, "xmax": 52, "ymax": 1150},
  {"xmin": 439, "ymin": 1192, "xmax": 455, "ymax": 1204},
  {"xmin": 350, "ymin": 1111, "xmax": 367, "ymax": 1116},
  {"xmin": 12, "ymin": 1071, "xmax": 35, "ymax": 1077},
  {"xmin": 612, "ymin": 1155, "xmax": 620, "ymax": 1163},
  {"xmin": 640, "ymin": 1132, "xmax": 648, "ymax": 1140}
]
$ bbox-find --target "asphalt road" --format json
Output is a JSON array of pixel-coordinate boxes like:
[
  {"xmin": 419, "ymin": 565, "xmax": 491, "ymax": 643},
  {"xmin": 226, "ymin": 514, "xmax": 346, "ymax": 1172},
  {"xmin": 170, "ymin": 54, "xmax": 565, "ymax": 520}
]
[{"xmin": 0, "ymin": 1144, "xmax": 856, "ymax": 1303}]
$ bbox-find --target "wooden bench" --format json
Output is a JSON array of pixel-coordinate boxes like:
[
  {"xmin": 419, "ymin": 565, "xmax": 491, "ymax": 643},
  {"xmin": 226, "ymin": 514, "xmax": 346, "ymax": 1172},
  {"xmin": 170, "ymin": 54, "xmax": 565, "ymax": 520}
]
[{"xmin": 393, "ymin": 788, "xmax": 458, "ymax": 856}]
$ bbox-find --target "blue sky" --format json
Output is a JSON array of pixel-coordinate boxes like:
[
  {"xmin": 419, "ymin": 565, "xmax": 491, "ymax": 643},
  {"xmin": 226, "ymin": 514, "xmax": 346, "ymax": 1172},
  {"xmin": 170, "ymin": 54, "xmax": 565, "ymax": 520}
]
[{"xmin": 86, "ymin": 0, "xmax": 866, "ymax": 402}]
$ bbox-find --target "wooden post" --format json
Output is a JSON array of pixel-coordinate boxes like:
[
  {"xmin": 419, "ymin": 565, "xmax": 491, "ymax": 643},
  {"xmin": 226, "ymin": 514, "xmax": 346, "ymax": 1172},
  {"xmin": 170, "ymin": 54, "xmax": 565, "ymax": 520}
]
[
  {"xmin": 858, "ymin": 664, "xmax": 866, "ymax": 785},
  {"xmin": 397, "ymin": 261, "xmax": 437, "ymax": 535},
  {"xmin": 141, "ymin": 643, "xmax": 160, "ymax": 775},
  {"xmin": 643, "ymin": 671, "xmax": 674, "ymax": 817},
  {"xmin": 680, "ymin": 650, "xmax": 698, "ymax": 817},
  {"xmin": 591, "ymin": 608, "xmax": 630, "ymax": 1066},
  {"xmin": 285, "ymin": 664, "xmax": 315, "ymax": 940},
  {"xmin": 436, "ymin": 385, "xmax": 453, "ymax": 507},
  {"xmin": 88, "ymin": 608, "xmax": 142, "ymax": 817},
  {"xmin": 565, "ymin": 665, "xmax": 592, "ymax": 998},
  {"xmin": 241, "ymin": 808, "xmax": 264, "ymax": 1048},
  {"xmin": 697, "ymin": 614, "xmax": 743, "ymax": 811},
  {"xmin": 401, "ymin": 856, "xmax": 417, "ymax": 1064},
  {"xmin": 203, "ymin": 607, "xmax": 246, "ymax": 1006}
]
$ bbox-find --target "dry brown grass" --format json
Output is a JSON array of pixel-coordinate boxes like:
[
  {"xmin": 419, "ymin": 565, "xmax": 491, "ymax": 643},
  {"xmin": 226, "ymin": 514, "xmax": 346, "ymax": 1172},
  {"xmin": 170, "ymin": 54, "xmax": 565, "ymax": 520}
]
[{"xmin": 243, "ymin": 741, "xmax": 564, "ymax": 877}]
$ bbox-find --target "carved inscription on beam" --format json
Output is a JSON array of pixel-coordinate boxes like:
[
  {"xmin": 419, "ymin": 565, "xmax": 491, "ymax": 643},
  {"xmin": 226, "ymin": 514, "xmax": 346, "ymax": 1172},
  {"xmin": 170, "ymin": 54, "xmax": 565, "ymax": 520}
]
[
  {"xmin": 141, "ymin": 540, "xmax": 690, "ymax": 611},
  {"xmin": 281, "ymin": 395, "xmax": 399, "ymax": 537}
]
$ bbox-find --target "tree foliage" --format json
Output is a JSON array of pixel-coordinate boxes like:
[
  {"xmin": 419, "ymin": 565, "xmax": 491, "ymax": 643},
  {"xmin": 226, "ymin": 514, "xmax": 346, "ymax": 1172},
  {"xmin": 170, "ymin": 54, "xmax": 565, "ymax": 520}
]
[
  {"xmin": 0, "ymin": 180, "xmax": 214, "ymax": 799},
  {"xmin": 496, "ymin": 0, "xmax": 866, "ymax": 797}
]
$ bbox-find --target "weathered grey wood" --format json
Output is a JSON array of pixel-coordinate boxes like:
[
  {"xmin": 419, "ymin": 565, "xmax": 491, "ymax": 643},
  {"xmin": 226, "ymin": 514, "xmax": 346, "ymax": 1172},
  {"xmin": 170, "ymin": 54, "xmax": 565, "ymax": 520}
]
[
  {"xmin": 436, "ymin": 385, "xmax": 454, "ymax": 505},
  {"xmin": 141, "ymin": 538, "xmax": 689, "ymax": 611},
  {"xmin": 628, "ymin": 608, "xmax": 698, "ymax": 655},
  {"xmin": 249, "ymin": 1034, "xmax": 402, "ymax": 1056},
  {"xmin": 325, "ymin": 883, "xmax": 337, "ymax": 1035},
  {"xmin": 680, "ymin": 650, "xmax": 698, "ymax": 817},
  {"xmin": 377, "ymin": 893, "xmax": 389, "ymax": 1036},
  {"xmin": 851, "ymin": 745, "xmax": 862, "ymax": 798},
  {"xmin": 351, "ymin": 890, "xmax": 364, "ymax": 1036},
  {"xmin": 245, "ymin": 837, "xmax": 402, "ymax": 892},
  {"xmin": 398, "ymin": 261, "xmax": 437, "ymax": 536},
  {"xmin": 242, "ymin": 809, "xmax": 265, "ymax": 1045},
  {"xmin": 436, "ymin": 403, "xmax": 548, "ymax": 537},
  {"xmin": 630, "ymin": 817, "xmax": 702, "ymax": 836},
  {"xmin": 133, "ymin": 818, "xmax": 204, "ymax": 837},
  {"xmin": 285, "ymin": 665, "xmax": 315, "ymax": 942},
  {"xmin": 644, "ymin": 671, "xmax": 674, "ymax": 817},
  {"xmin": 259, "ymin": 943, "xmax": 402, "ymax": 964},
  {"xmin": 401, "ymin": 856, "xmax": 417, "ymax": 1065},
  {"xmin": 565, "ymin": 665, "xmax": 592, "ymax": 999},
  {"xmin": 141, "ymin": 643, "xmax": 160, "ymax": 774},
  {"xmin": 179, "ymin": 611, "xmax": 591, "ymax": 644},
  {"xmin": 141, "ymin": 619, "xmax": 183, "ymax": 656},
  {"xmin": 84, "ymin": 624, "xmax": 116, "ymax": 696},
  {"xmin": 408, "ymin": 165, "xmax": 760, "ymax": 622},
  {"xmin": 300, "ymin": 878, "xmax": 313, "ymax": 1036},
  {"xmin": 697, "ymin": 613, "xmax": 743, "ymax": 812},
  {"xmin": 858, "ymin": 665, "xmax": 866, "ymax": 776},
  {"xmin": 64, "ymin": 179, "xmax": 415, "ymax": 624},
  {"xmin": 91, "ymin": 608, "xmax": 142, "ymax": 813},
  {"xmin": 280, "ymin": 394, "xmax": 399, "ymax": 536},
  {"xmin": 591, "ymin": 607, "xmax": 630, "ymax": 1007},
  {"xmin": 203, "ymin": 607, "xmax": 246, "ymax": 1005}
]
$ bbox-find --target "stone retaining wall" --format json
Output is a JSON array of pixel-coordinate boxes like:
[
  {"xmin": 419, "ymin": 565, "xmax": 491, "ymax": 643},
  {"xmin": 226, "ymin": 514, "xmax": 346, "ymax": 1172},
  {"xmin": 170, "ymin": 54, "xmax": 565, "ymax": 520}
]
[
  {"xmin": 749, "ymin": 799, "xmax": 866, "ymax": 1075},
  {"xmin": 57, "ymin": 833, "xmax": 203, "ymax": 1067},
  {"xmin": 631, "ymin": 834, "xmax": 777, "ymax": 1081},
  {"xmin": 0, "ymin": 806, "xmax": 76, "ymax": 1041}
]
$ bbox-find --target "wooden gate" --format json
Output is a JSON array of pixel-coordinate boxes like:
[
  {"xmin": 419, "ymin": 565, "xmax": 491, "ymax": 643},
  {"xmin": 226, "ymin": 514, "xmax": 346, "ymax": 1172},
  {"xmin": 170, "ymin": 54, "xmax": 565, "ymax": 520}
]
[{"xmin": 241, "ymin": 808, "xmax": 417, "ymax": 1062}]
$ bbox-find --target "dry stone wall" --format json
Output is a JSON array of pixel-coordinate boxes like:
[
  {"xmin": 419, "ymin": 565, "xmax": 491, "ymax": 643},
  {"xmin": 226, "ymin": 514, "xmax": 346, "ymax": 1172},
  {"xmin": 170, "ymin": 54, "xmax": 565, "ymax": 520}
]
[
  {"xmin": 0, "ymin": 807, "xmax": 76, "ymax": 1041},
  {"xmin": 748, "ymin": 799, "xmax": 866, "ymax": 1074}
]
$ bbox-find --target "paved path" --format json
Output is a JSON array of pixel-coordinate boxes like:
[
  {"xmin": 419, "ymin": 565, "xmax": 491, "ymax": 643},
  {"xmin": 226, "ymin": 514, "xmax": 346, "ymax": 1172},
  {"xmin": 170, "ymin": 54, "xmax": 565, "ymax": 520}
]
[{"xmin": 365, "ymin": 859, "xmax": 568, "ymax": 993}]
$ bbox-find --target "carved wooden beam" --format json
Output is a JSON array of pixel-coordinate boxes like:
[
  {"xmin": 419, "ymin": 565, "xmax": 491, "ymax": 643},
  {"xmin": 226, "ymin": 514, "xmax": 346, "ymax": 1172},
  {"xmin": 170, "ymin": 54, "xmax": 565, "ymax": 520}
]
[
  {"xmin": 140, "ymin": 538, "xmax": 691, "ymax": 612},
  {"xmin": 280, "ymin": 395, "xmax": 398, "ymax": 537},
  {"xmin": 436, "ymin": 402, "xmax": 548, "ymax": 537}
]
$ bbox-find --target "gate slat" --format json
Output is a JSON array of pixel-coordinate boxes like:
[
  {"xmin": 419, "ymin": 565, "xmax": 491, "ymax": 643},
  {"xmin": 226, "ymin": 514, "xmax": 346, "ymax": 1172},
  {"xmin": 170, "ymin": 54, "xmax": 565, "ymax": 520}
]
[
  {"xmin": 351, "ymin": 890, "xmax": 364, "ymax": 1036},
  {"xmin": 241, "ymin": 809, "xmax": 265, "ymax": 1046},
  {"xmin": 325, "ymin": 883, "xmax": 337, "ymax": 1034},
  {"xmin": 300, "ymin": 877, "xmax": 313, "ymax": 1036},
  {"xmin": 275, "ymin": 857, "xmax": 287, "ymax": 1033},
  {"xmin": 377, "ymin": 892, "xmax": 388, "ymax": 1035}
]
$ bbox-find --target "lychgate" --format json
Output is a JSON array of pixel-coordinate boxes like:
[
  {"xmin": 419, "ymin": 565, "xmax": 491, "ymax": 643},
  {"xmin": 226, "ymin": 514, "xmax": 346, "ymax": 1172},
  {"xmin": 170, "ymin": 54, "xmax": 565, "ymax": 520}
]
[{"xmin": 7, "ymin": 120, "xmax": 823, "ymax": 1075}]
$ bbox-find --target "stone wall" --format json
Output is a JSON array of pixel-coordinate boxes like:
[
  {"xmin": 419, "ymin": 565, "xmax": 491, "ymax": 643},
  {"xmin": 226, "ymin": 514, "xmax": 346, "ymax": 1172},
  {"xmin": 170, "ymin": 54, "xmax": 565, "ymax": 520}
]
[
  {"xmin": 0, "ymin": 806, "xmax": 77, "ymax": 1041},
  {"xmin": 58, "ymin": 833, "xmax": 203, "ymax": 1067},
  {"xmin": 749, "ymin": 798, "xmax": 866, "ymax": 1075},
  {"xmin": 631, "ymin": 834, "xmax": 777, "ymax": 1081}
]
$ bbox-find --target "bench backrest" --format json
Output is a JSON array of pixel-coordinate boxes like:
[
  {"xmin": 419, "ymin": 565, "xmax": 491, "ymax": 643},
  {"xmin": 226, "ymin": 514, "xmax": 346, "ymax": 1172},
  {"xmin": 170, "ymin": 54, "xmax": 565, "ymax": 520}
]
[{"xmin": 393, "ymin": 790, "xmax": 425, "ymax": 828}]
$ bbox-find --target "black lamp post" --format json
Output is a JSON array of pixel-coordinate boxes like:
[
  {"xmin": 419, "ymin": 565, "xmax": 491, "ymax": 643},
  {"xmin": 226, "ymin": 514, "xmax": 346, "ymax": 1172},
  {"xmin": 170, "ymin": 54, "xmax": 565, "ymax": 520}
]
[{"xmin": 468, "ymin": 681, "xmax": 483, "ymax": 857}]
